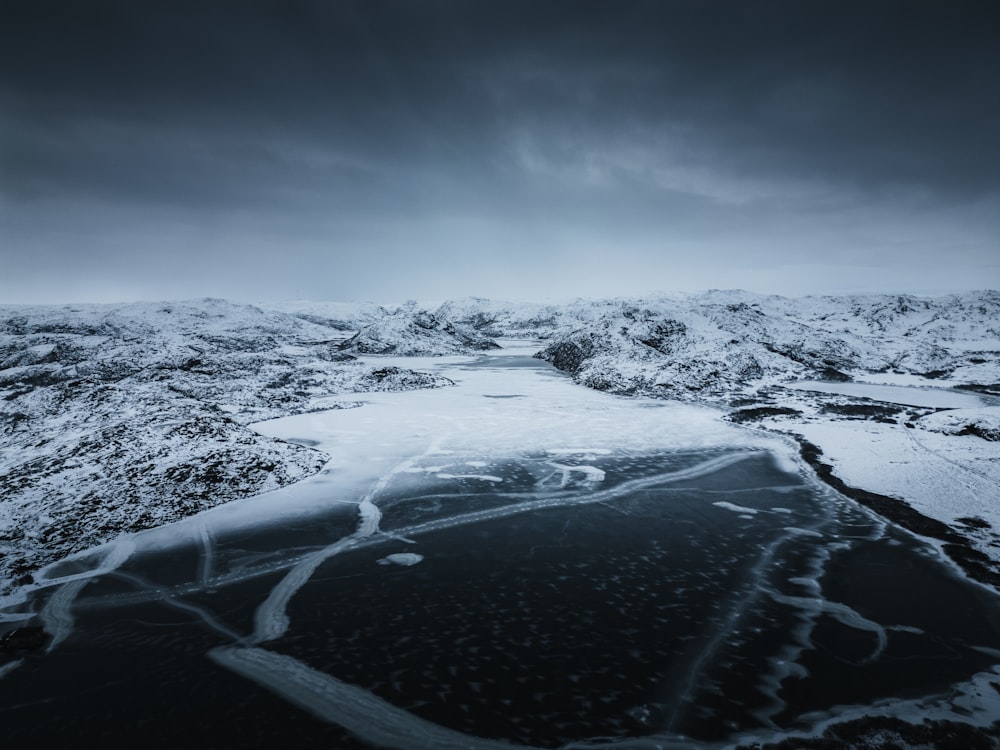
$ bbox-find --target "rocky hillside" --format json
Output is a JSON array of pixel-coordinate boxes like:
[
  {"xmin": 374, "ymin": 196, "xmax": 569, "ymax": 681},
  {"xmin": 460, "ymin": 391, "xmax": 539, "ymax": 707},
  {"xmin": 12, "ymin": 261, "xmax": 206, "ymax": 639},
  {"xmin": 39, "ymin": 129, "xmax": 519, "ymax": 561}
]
[
  {"xmin": 0, "ymin": 299, "xmax": 461, "ymax": 592},
  {"xmin": 522, "ymin": 291, "xmax": 1000, "ymax": 400},
  {"xmin": 338, "ymin": 302, "xmax": 500, "ymax": 355},
  {"xmin": 268, "ymin": 299, "xmax": 501, "ymax": 354}
]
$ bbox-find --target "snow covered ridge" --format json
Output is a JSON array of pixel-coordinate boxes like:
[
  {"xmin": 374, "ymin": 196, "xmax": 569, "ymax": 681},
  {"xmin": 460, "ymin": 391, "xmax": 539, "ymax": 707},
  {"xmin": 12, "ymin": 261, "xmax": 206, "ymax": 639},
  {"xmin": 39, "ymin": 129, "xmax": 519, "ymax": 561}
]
[
  {"xmin": 0, "ymin": 299, "xmax": 467, "ymax": 594},
  {"xmin": 267, "ymin": 298, "xmax": 502, "ymax": 354},
  {"xmin": 527, "ymin": 290, "xmax": 1000, "ymax": 399},
  {"xmin": 337, "ymin": 301, "xmax": 500, "ymax": 355}
]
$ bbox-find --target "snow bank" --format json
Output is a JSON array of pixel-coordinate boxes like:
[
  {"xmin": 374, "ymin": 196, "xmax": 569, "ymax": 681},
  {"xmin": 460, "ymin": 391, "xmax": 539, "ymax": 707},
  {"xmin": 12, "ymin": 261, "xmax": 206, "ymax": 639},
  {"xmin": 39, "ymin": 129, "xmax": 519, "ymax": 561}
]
[{"xmin": 919, "ymin": 406, "xmax": 1000, "ymax": 442}]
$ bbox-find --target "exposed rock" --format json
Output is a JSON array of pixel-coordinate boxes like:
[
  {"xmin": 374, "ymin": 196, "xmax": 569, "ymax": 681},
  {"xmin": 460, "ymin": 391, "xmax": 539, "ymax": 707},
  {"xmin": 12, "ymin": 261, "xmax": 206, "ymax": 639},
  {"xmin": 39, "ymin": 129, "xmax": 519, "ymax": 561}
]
[
  {"xmin": 338, "ymin": 305, "xmax": 499, "ymax": 355},
  {"xmin": 820, "ymin": 402, "xmax": 903, "ymax": 423},
  {"xmin": 728, "ymin": 406, "xmax": 803, "ymax": 423},
  {"xmin": 535, "ymin": 337, "xmax": 595, "ymax": 375}
]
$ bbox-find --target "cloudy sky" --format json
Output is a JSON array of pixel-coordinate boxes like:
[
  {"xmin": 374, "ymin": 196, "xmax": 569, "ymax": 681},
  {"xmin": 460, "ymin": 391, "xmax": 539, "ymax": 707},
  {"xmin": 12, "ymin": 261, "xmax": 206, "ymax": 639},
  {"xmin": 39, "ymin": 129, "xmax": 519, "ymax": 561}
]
[{"xmin": 2, "ymin": 0, "xmax": 998, "ymax": 304}]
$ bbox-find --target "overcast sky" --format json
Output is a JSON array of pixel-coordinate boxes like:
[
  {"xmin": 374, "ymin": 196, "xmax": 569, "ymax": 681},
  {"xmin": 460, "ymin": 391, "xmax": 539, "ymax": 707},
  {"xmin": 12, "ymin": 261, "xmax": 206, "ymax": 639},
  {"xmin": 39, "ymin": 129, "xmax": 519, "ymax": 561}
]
[{"xmin": 2, "ymin": 0, "xmax": 998, "ymax": 305}]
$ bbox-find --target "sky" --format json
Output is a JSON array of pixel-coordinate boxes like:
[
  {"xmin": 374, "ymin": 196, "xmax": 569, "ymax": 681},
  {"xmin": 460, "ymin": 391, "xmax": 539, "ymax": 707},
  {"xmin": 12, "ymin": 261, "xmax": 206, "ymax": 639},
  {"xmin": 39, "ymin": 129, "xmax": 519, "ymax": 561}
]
[{"xmin": 2, "ymin": 0, "xmax": 998, "ymax": 305}]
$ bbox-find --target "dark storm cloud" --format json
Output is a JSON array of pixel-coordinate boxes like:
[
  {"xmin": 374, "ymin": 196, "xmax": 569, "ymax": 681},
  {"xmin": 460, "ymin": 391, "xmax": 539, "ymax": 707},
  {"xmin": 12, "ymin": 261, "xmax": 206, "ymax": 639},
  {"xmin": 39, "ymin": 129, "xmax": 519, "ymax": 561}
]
[
  {"xmin": 5, "ymin": 0, "xmax": 999, "ymax": 201},
  {"xmin": 1, "ymin": 0, "xmax": 998, "ymax": 302}
]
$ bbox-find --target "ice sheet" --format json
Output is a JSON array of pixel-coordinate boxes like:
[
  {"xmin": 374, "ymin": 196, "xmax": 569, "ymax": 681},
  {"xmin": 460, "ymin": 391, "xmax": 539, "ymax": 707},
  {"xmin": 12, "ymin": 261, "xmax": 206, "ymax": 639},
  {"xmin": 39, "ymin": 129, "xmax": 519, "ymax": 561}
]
[
  {"xmin": 208, "ymin": 646, "xmax": 539, "ymax": 750},
  {"xmin": 787, "ymin": 380, "xmax": 983, "ymax": 409},
  {"xmin": 90, "ymin": 346, "xmax": 788, "ymax": 561},
  {"xmin": 6, "ymin": 346, "xmax": 997, "ymax": 747}
]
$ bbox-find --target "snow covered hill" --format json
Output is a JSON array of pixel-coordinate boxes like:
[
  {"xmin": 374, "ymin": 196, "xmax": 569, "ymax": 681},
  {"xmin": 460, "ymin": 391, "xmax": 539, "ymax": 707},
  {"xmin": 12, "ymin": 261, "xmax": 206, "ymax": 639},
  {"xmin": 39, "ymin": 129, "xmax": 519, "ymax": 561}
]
[
  {"xmin": 523, "ymin": 290, "xmax": 1000, "ymax": 400},
  {"xmin": 268, "ymin": 299, "xmax": 501, "ymax": 354},
  {"xmin": 0, "ymin": 299, "xmax": 464, "ymax": 593},
  {"xmin": 338, "ymin": 302, "xmax": 500, "ymax": 355}
]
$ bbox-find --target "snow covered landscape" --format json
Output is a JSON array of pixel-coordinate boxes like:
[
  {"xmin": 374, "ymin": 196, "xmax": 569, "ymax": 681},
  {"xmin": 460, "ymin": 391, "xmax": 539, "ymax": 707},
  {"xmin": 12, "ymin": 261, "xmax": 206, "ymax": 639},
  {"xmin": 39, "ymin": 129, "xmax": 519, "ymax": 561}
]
[
  {"xmin": 2, "ymin": 291, "xmax": 1000, "ymax": 748},
  {"xmin": 5, "ymin": 0, "xmax": 999, "ymax": 745}
]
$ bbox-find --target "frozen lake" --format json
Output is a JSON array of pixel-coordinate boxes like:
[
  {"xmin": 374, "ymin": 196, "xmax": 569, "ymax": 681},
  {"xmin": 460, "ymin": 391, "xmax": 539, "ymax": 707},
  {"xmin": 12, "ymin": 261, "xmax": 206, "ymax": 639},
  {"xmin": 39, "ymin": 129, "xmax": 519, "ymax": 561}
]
[
  {"xmin": 786, "ymin": 379, "xmax": 985, "ymax": 409},
  {"xmin": 2, "ymin": 348, "xmax": 999, "ymax": 747}
]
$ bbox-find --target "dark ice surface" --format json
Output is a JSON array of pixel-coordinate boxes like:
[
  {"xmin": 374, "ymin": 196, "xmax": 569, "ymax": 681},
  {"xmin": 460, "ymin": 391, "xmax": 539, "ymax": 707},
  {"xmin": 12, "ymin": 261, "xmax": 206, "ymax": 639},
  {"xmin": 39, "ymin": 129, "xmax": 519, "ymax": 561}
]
[{"xmin": 3, "ymin": 447, "xmax": 1000, "ymax": 749}]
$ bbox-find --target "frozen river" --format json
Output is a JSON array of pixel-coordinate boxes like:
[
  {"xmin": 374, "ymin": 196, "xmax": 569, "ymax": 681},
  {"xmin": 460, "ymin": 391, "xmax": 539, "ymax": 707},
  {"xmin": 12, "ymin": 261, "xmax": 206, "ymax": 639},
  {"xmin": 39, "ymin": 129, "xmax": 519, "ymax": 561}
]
[{"xmin": 2, "ymin": 346, "xmax": 1000, "ymax": 747}]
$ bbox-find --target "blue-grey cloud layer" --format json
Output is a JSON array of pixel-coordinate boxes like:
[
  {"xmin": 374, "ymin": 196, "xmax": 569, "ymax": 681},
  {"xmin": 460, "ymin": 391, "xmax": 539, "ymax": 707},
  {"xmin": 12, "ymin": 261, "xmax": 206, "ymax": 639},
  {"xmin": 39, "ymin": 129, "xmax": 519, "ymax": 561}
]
[{"xmin": 2, "ymin": 0, "xmax": 998, "ymax": 302}]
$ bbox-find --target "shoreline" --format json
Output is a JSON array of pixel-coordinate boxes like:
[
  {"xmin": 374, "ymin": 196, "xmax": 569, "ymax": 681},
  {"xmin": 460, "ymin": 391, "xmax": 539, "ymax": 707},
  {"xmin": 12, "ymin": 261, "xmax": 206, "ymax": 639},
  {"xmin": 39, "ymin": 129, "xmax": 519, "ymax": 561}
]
[{"xmin": 794, "ymin": 436, "xmax": 1000, "ymax": 593}]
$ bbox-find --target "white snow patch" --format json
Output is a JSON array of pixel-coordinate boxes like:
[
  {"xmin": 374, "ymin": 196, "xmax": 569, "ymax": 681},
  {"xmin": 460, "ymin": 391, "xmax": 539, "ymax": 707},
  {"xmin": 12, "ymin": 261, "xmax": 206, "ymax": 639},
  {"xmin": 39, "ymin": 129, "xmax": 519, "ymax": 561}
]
[
  {"xmin": 713, "ymin": 501, "xmax": 758, "ymax": 515},
  {"xmin": 547, "ymin": 463, "xmax": 607, "ymax": 487},
  {"xmin": 435, "ymin": 473, "xmax": 503, "ymax": 483},
  {"xmin": 770, "ymin": 451, "xmax": 802, "ymax": 476},
  {"xmin": 40, "ymin": 578, "xmax": 90, "ymax": 652},
  {"xmin": 377, "ymin": 553, "xmax": 424, "ymax": 567},
  {"xmin": 784, "ymin": 527, "xmax": 824, "ymax": 538}
]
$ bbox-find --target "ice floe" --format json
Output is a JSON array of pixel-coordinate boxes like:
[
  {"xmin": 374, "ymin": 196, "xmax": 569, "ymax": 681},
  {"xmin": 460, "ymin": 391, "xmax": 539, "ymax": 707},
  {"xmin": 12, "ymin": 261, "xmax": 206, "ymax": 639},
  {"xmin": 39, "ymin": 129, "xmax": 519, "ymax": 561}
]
[{"xmin": 377, "ymin": 553, "xmax": 424, "ymax": 567}]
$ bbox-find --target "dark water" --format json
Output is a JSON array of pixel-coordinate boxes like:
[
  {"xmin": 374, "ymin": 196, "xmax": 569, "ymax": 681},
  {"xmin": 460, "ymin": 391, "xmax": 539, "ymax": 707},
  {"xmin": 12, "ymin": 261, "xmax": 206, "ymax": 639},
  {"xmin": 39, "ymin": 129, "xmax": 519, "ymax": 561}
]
[{"xmin": 2, "ymin": 450, "xmax": 1000, "ymax": 749}]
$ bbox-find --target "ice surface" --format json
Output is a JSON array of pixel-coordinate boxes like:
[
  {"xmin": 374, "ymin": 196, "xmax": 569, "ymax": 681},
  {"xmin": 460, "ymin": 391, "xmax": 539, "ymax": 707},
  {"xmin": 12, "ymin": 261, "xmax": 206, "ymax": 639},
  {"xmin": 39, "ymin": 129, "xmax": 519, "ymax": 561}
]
[
  {"xmin": 4, "ymin": 334, "xmax": 1000, "ymax": 746},
  {"xmin": 0, "ymin": 660, "xmax": 23, "ymax": 680},
  {"xmin": 787, "ymin": 380, "xmax": 983, "ymax": 409},
  {"xmin": 40, "ymin": 578, "xmax": 89, "ymax": 652},
  {"xmin": 208, "ymin": 647, "xmax": 714, "ymax": 749},
  {"xmin": 249, "ymin": 450, "xmax": 758, "ymax": 645},
  {"xmin": 769, "ymin": 589, "xmax": 888, "ymax": 663},
  {"xmin": 734, "ymin": 665, "xmax": 1000, "ymax": 747},
  {"xmin": 435, "ymin": 473, "xmax": 504, "ymax": 482},
  {"xmin": 209, "ymin": 646, "xmax": 536, "ymax": 749},
  {"xmin": 0, "ymin": 537, "xmax": 136, "ymax": 611}
]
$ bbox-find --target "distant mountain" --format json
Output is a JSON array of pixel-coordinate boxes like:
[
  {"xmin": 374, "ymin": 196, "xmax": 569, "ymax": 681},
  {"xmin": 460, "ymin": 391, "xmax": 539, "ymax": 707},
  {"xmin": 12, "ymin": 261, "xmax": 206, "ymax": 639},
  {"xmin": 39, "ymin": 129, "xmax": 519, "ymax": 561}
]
[
  {"xmin": 338, "ymin": 302, "xmax": 500, "ymax": 355},
  {"xmin": 268, "ymin": 299, "xmax": 501, "ymax": 354}
]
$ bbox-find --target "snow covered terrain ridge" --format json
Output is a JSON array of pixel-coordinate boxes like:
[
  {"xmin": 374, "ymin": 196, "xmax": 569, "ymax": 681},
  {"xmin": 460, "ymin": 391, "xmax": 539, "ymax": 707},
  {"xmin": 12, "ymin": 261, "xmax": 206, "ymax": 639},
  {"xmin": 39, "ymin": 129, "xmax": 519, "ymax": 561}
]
[
  {"xmin": 520, "ymin": 290, "xmax": 1000, "ymax": 399},
  {"xmin": 1, "ymin": 291, "xmax": 998, "ymax": 596},
  {"xmin": 0, "ymin": 299, "xmax": 470, "ymax": 593}
]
